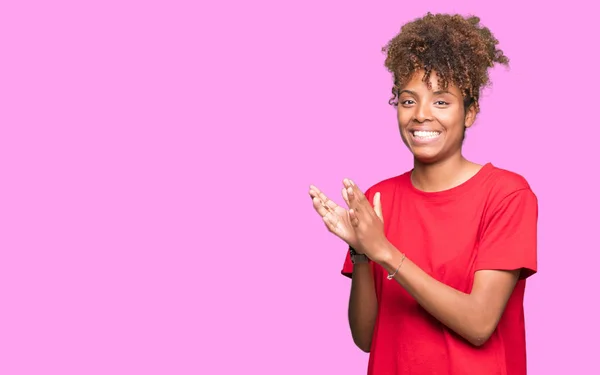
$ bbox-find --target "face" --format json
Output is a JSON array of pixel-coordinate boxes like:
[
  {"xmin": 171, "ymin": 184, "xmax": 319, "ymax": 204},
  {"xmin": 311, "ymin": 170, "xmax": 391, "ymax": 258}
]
[{"xmin": 397, "ymin": 70, "xmax": 476, "ymax": 164}]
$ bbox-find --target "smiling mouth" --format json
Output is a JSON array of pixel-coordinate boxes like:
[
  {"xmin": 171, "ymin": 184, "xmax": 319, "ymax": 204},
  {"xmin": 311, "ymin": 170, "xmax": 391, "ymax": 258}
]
[{"xmin": 411, "ymin": 130, "xmax": 441, "ymax": 140}]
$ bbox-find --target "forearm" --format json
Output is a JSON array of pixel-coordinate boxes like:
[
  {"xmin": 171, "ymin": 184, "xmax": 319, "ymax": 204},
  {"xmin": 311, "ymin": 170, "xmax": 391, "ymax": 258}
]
[
  {"xmin": 348, "ymin": 262, "xmax": 378, "ymax": 352},
  {"xmin": 377, "ymin": 242, "xmax": 494, "ymax": 346}
]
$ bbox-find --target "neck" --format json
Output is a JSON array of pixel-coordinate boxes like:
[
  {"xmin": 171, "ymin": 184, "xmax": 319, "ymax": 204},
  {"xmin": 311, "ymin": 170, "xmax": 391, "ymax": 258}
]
[{"xmin": 411, "ymin": 152, "xmax": 479, "ymax": 192}]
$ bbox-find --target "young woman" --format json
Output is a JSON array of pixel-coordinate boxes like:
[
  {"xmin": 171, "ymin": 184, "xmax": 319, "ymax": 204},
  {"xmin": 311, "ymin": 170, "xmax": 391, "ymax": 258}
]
[{"xmin": 308, "ymin": 13, "xmax": 538, "ymax": 375}]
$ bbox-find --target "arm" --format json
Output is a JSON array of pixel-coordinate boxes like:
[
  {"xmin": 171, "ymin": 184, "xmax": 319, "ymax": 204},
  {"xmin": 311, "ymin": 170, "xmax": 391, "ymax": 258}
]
[
  {"xmin": 348, "ymin": 262, "xmax": 378, "ymax": 352},
  {"xmin": 378, "ymin": 247, "xmax": 519, "ymax": 346},
  {"xmin": 345, "ymin": 182, "xmax": 537, "ymax": 347},
  {"xmin": 308, "ymin": 182, "xmax": 379, "ymax": 352}
]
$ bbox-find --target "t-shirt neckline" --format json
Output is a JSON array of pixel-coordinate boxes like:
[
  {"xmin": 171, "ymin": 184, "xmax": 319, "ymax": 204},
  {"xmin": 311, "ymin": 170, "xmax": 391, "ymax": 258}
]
[{"xmin": 405, "ymin": 162, "xmax": 495, "ymax": 201}]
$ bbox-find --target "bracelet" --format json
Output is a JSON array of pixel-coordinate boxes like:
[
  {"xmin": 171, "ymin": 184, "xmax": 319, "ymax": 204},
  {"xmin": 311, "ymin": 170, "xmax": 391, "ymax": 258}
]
[{"xmin": 386, "ymin": 253, "xmax": 406, "ymax": 280}]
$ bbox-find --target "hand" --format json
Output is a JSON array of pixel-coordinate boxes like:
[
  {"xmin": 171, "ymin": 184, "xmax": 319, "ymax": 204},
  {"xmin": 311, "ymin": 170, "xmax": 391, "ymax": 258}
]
[
  {"xmin": 309, "ymin": 184, "xmax": 357, "ymax": 246},
  {"xmin": 343, "ymin": 179, "xmax": 389, "ymax": 262}
]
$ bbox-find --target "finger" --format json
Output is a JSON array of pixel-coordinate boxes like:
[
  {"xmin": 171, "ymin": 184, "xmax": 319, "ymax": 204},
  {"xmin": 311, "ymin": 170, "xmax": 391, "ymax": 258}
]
[
  {"xmin": 309, "ymin": 186, "xmax": 324, "ymax": 203},
  {"xmin": 347, "ymin": 186, "xmax": 363, "ymax": 207},
  {"xmin": 374, "ymin": 192, "xmax": 383, "ymax": 222},
  {"xmin": 309, "ymin": 185, "xmax": 324, "ymax": 198},
  {"xmin": 309, "ymin": 188, "xmax": 322, "ymax": 207},
  {"xmin": 348, "ymin": 208, "xmax": 359, "ymax": 227},
  {"xmin": 346, "ymin": 187, "xmax": 364, "ymax": 217},
  {"xmin": 318, "ymin": 191, "xmax": 339, "ymax": 211},
  {"xmin": 348, "ymin": 180, "xmax": 367, "ymax": 202},
  {"xmin": 312, "ymin": 196, "xmax": 331, "ymax": 217},
  {"xmin": 309, "ymin": 186, "xmax": 339, "ymax": 211},
  {"xmin": 342, "ymin": 187, "xmax": 350, "ymax": 207},
  {"xmin": 347, "ymin": 183, "xmax": 377, "ymax": 222}
]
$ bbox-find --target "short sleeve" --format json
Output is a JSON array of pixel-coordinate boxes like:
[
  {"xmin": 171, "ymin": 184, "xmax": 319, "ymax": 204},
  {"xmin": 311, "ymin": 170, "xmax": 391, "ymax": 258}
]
[
  {"xmin": 474, "ymin": 188, "xmax": 538, "ymax": 279},
  {"xmin": 341, "ymin": 187, "xmax": 374, "ymax": 278}
]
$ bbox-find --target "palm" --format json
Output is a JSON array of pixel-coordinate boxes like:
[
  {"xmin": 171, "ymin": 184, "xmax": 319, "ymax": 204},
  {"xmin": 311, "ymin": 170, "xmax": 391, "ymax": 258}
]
[
  {"xmin": 325, "ymin": 205, "xmax": 356, "ymax": 242},
  {"xmin": 310, "ymin": 180, "xmax": 385, "ymax": 258},
  {"xmin": 309, "ymin": 185, "xmax": 356, "ymax": 244}
]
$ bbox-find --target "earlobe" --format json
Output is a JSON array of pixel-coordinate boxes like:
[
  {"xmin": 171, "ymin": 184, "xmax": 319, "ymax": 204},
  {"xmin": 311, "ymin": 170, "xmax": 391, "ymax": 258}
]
[{"xmin": 464, "ymin": 106, "xmax": 476, "ymax": 129}]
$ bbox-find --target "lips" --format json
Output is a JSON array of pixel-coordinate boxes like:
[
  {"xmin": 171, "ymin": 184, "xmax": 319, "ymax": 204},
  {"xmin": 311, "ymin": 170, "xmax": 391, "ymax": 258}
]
[
  {"xmin": 412, "ymin": 130, "xmax": 440, "ymax": 138},
  {"xmin": 409, "ymin": 129, "xmax": 441, "ymax": 144}
]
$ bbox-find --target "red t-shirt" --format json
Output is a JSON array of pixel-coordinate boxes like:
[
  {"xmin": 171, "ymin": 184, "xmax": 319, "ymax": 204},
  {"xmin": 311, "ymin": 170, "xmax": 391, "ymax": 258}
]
[{"xmin": 341, "ymin": 163, "xmax": 538, "ymax": 375}]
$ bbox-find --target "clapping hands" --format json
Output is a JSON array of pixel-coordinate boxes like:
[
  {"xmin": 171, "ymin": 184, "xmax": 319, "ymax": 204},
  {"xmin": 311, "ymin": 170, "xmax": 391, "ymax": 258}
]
[{"xmin": 309, "ymin": 179, "xmax": 389, "ymax": 262}]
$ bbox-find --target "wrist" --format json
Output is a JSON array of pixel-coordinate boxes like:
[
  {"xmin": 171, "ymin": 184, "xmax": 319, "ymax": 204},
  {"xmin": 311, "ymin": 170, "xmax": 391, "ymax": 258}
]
[
  {"xmin": 350, "ymin": 246, "xmax": 370, "ymax": 264},
  {"xmin": 370, "ymin": 240, "xmax": 396, "ymax": 265},
  {"xmin": 349, "ymin": 245, "xmax": 363, "ymax": 255}
]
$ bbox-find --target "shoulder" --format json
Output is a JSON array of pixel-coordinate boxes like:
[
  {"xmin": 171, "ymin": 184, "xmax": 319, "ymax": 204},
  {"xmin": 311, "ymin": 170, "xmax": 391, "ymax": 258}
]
[
  {"xmin": 486, "ymin": 165, "xmax": 532, "ymax": 190},
  {"xmin": 482, "ymin": 164, "xmax": 536, "ymax": 200},
  {"xmin": 480, "ymin": 164, "xmax": 538, "ymax": 218}
]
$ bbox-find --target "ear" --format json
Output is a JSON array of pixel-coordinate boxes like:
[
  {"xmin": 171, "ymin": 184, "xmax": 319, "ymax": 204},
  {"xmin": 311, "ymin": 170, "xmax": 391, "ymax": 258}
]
[{"xmin": 464, "ymin": 103, "xmax": 477, "ymax": 129}]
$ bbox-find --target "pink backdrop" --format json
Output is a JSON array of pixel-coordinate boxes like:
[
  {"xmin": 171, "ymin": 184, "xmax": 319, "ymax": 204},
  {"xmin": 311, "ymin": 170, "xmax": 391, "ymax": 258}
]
[{"xmin": 1, "ymin": 1, "xmax": 598, "ymax": 374}]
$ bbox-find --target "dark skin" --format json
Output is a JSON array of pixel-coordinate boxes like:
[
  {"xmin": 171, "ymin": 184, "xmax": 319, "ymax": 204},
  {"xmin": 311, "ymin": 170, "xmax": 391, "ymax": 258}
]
[{"xmin": 309, "ymin": 70, "xmax": 520, "ymax": 349}]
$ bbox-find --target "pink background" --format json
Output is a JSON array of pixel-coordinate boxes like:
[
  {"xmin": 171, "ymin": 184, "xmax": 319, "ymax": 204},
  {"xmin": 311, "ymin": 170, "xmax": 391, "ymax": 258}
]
[{"xmin": 1, "ymin": 1, "xmax": 598, "ymax": 374}]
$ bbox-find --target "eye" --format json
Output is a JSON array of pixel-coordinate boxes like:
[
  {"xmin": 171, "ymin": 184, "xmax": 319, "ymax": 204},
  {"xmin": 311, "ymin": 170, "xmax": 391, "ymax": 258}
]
[
  {"xmin": 401, "ymin": 99, "xmax": 415, "ymax": 105},
  {"xmin": 435, "ymin": 100, "xmax": 449, "ymax": 105}
]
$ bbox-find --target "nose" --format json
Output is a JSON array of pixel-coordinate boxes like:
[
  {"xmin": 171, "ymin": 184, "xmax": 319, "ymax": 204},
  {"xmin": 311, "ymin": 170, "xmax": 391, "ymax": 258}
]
[{"xmin": 414, "ymin": 103, "xmax": 433, "ymax": 123}]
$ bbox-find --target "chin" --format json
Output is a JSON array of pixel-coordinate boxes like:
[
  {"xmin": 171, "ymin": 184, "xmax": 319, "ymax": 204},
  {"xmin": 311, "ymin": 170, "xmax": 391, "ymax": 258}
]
[
  {"xmin": 410, "ymin": 146, "xmax": 444, "ymax": 164},
  {"xmin": 413, "ymin": 154, "xmax": 441, "ymax": 164}
]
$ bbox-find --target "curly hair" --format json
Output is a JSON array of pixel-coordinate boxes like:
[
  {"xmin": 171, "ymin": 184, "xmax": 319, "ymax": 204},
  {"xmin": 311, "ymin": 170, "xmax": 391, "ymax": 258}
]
[{"xmin": 382, "ymin": 13, "xmax": 509, "ymax": 113}]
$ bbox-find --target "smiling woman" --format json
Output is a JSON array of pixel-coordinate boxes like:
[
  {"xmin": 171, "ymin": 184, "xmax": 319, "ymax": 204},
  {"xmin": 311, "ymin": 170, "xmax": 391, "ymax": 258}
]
[
  {"xmin": 397, "ymin": 71, "xmax": 475, "ymax": 165},
  {"xmin": 309, "ymin": 12, "xmax": 538, "ymax": 375}
]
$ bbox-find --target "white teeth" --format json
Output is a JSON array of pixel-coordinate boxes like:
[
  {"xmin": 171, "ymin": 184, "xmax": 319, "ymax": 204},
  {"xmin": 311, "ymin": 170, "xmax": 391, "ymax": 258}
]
[{"xmin": 413, "ymin": 130, "xmax": 440, "ymax": 138}]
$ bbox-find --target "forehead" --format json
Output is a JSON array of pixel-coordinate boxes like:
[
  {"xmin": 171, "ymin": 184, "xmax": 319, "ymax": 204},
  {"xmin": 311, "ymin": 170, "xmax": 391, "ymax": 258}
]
[{"xmin": 401, "ymin": 70, "xmax": 461, "ymax": 95}]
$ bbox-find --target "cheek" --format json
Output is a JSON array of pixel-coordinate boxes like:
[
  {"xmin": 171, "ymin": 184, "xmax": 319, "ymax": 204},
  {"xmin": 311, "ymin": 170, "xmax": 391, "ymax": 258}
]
[
  {"xmin": 397, "ymin": 111, "xmax": 412, "ymax": 128},
  {"xmin": 435, "ymin": 110, "xmax": 463, "ymax": 132}
]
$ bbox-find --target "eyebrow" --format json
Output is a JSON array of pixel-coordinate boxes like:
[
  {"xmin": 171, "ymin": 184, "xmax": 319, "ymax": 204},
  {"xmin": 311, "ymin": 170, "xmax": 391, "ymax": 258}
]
[
  {"xmin": 399, "ymin": 90, "xmax": 416, "ymax": 96},
  {"xmin": 399, "ymin": 89, "xmax": 458, "ymax": 98},
  {"xmin": 433, "ymin": 90, "xmax": 458, "ymax": 98}
]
